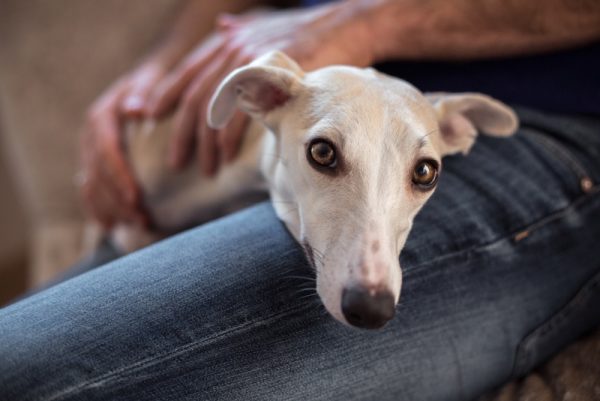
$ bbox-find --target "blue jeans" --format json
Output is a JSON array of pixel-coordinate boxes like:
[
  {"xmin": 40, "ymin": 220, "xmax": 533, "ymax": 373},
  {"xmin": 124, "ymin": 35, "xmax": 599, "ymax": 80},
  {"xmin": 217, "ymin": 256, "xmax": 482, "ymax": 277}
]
[{"xmin": 1, "ymin": 107, "xmax": 599, "ymax": 401}]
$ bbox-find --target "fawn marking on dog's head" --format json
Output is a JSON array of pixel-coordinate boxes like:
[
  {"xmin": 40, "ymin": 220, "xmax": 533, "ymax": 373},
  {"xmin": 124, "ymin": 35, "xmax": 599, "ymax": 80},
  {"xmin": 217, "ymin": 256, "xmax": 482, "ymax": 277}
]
[{"xmin": 208, "ymin": 51, "xmax": 517, "ymax": 329}]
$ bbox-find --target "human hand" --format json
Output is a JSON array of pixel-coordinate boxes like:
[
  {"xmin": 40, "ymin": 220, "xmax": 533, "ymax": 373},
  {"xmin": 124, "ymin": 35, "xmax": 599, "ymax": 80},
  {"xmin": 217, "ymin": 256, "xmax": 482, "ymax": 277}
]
[
  {"xmin": 146, "ymin": 3, "xmax": 376, "ymax": 175},
  {"xmin": 80, "ymin": 62, "xmax": 169, "ymax": 229}
]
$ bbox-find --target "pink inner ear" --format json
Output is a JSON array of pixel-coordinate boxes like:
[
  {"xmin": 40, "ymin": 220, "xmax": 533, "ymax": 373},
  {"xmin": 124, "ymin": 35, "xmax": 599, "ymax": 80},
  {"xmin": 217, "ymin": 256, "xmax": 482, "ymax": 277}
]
[
  {"xmin": 236, "ymin": 76, "xmax": 292, "ymax": 116},
  {"xmin": 255, "ymin": 84, "xmax": 290, "ymax": 112},
  {"xmin": 439, "ymin": 112, "xmax": 477, "ymax": 154}
]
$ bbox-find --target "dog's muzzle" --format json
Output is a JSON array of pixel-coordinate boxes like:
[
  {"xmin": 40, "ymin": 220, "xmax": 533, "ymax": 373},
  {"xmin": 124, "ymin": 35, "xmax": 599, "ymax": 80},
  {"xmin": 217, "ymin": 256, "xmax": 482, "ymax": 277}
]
[{"xmin": 341, "ymin": 286, "xmax": 395, "ymax": 329}]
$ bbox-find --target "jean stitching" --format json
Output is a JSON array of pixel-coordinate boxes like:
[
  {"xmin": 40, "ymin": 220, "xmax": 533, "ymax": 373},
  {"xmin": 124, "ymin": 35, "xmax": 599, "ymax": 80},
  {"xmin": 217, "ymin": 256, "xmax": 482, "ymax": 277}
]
[
  {"xmin": 522, "ymin": 128, "xmax": 590, "ymax": 181},
  {"xmin": 42, "ymin": 304, "xmax": 312, "ymax": 401},
  {"xmin": 512, "ymin": 270, "xmax": 600, "ymax": 378},
  {"xmin": 405, "ymin": 188, "xmax": 600, "ymax": 274}
]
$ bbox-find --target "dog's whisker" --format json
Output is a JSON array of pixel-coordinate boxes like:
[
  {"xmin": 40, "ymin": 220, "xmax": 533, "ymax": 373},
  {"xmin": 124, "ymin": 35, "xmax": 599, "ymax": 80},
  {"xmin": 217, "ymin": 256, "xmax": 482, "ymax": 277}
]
[
  {"xmin": 310, "ymin": 246, "xmax": 326, "ymax": 264},
  {"xmin": 290, "ymin": 283, "xmax": 316, "ymax": 291},
  {"xmin": 284, "ymin": 275, "xmax": 316, "ymax": 281},
  {"xmin": 295, "ymin": 287, "xmax": 317, "ymax": 294},
  {"xmin": 279, "ymin": 206, "xmax": 298, "ymax": 216},
  {"xmin": 297, "ymin": 293, "xmax": 320, "ymax": 302},
  {"xmin": 312, "ymin": 250, "xmax": 325, "ymax": 261},
  {"xmin": 296, "ymin": 290, "xmax": 317, "ymax": 297}
]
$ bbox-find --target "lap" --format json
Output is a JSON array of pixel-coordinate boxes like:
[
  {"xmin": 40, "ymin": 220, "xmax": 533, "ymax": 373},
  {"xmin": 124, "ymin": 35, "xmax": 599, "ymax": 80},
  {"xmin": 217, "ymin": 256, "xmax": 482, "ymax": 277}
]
[{"xmin": 1, "ymin": 108, "xmax": 599, "ymax": 401}]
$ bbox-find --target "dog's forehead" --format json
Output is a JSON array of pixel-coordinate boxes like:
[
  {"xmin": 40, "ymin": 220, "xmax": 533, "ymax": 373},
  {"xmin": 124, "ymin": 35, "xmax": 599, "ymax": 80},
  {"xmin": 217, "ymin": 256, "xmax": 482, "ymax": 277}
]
[
  {"xmin": 302, "ymin": 66, "xmax": 437, "ymax": 144},
  {"xmin": 305, "ymin": 66, "xmax": 419, "ymax": 99}
]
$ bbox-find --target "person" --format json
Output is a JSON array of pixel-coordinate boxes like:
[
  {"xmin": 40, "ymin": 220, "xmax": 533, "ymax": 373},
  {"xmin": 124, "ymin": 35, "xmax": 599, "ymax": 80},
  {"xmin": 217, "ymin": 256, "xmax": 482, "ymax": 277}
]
[{"xmin": 1, "ymin": 0, "xmax": 599, "ymax": 400}]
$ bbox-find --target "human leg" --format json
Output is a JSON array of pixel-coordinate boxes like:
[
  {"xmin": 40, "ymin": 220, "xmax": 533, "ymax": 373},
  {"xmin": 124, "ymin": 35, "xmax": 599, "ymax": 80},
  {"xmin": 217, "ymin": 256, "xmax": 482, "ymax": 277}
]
[{"xmin": 0, "ymin": 108, "xmax": 599, "ymax": 401}]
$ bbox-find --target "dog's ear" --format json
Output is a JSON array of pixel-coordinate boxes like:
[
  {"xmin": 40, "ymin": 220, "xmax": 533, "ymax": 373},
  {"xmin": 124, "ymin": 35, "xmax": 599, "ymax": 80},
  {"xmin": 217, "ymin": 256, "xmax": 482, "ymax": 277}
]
[
  {"xmin": 426, "ymin": 93, "xmax": 518, "ymax": 155},
  {"xmin": 208, "ymin": 51, "xmax": 304, "ymax": 130}
]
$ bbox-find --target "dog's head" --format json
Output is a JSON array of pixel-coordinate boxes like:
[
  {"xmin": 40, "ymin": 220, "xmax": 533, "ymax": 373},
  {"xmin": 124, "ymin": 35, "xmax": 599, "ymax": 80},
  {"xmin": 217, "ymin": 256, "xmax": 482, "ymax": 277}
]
[{"xmin": 209, "ymin": 51, "xmax": 518, "ymax": 329}]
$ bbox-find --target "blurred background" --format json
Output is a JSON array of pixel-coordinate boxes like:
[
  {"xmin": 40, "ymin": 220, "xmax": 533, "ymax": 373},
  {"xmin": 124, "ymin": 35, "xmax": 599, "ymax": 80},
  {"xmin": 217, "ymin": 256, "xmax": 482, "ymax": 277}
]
[{"xmin": 0, "ymin": 0, "xmax": 186, "ymax": 305}]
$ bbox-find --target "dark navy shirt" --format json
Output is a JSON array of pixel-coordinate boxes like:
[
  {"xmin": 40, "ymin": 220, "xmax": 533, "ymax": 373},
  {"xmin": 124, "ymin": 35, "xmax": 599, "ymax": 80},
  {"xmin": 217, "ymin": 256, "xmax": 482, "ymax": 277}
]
[{"xmin": 302, "ymin": 0, "xmax": 600, "ymax": 115}]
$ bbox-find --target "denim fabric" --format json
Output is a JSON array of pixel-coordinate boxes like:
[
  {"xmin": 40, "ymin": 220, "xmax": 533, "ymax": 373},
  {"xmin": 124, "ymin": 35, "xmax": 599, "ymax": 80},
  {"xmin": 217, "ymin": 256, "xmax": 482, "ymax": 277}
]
[{"xmin": 0, "ymin": 107, "xmax": 599, "ymax": 401}]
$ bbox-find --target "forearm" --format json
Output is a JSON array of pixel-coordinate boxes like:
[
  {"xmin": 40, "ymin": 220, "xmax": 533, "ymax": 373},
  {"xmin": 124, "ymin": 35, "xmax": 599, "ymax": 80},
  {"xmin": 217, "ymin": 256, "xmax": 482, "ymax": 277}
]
[
  {"xmin": 357, "ymin": 0, "xmax": 600, "ymax": 61},
  {"xmin": 144, "ymin": 0, "xmax": 265, "ymax": 69}
]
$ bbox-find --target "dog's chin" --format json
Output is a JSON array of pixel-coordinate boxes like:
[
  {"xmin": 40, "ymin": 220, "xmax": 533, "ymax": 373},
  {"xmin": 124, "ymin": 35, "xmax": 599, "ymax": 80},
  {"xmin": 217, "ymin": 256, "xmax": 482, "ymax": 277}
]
[
  {"xmin": 318, "ymin": 291, "xmax": 347, "ymax": 326},
  {"xmin": 313, "ymin": 280, "xmax": 346, "ymax": 325}
]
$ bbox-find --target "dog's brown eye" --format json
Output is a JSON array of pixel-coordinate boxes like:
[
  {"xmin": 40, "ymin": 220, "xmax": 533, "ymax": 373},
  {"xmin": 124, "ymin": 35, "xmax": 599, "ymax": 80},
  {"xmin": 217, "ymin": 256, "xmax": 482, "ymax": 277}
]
[
  {"xmin": 308, "ymin": 139, "xmax": 337, "ymax": 168},
  {"xmin": 412, "ymin": 159, "xmax": 439, "ymax": 189}
]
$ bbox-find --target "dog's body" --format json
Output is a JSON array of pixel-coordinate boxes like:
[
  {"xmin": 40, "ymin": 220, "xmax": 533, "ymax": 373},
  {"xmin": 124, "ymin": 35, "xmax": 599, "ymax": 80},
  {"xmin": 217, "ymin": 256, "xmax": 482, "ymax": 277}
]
[
  {"xmin": 113, "ymin": 51, "xmax": 518, "ymax": 329},
  {"xmin": 114, "ymin": 116, "xmax": 268, "ymax": 250}
]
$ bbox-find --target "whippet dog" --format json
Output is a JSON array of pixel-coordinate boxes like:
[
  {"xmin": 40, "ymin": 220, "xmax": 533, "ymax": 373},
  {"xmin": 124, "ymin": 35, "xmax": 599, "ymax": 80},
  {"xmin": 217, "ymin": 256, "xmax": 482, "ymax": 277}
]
[{"xmin": 114, "ymin": 51, "xmax": 518, "ymax": 329}]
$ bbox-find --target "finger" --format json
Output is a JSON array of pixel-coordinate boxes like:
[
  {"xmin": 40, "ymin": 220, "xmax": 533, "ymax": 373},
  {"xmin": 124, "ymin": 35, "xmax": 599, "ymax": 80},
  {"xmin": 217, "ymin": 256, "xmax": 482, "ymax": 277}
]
[
  {"xmin": 81, "ymin": 80, "xmax": 150, "ymax": 227},
  {"xmin": 96, "ymin": 162, "xmax": 149, "ymax": 226},
  {"xmin": 168, "ymin": 93, "xmax": 200, "ymax": 170},
  {"xmin": 121, "ymin": 65, "xmax": 166, "ymax": 117},
  {"xmin": 218, "ymin": 111, "xmax": 249, "ymax": 163},
  {"xmin": 167, "ymin": 46, "xmax": 239, "ymax": 171},
  {"xmin": 90, "ymin": 110, "xmax": 142, "ymax": 221},
  {"xmin": 147, "ymin": 35, "xmax": 225, "ymax": 118},
  {"xmin": 194, "ymin": 51, "xmax": 247, "ymax": 175},
  {"xmin": 94, "ymin": 108, "xmax": 140, "ymax": 207},
  {"xmin": 81, "ymin": 162, "xmax": 139, "ymax": 230},
  {"xmin": 81, "ymin": 91, "xmax": 127, "ymax": 225}
]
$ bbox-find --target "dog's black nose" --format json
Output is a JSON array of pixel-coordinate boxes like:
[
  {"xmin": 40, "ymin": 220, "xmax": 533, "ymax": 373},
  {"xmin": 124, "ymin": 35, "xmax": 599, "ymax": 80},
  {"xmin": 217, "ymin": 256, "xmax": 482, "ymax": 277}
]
[{"xmin": 341, "ymin": 286, "xmax": 395, "ymax": 329}]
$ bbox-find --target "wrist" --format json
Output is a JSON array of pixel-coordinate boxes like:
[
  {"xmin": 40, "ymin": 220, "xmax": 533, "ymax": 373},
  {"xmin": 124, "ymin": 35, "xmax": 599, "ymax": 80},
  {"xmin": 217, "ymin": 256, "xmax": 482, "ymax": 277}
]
[
  {"xmin": 326, "ymin": 0, "xmax": 389, "ymax": 66},
  {"xmin": 357, "ymin": 0, "xmax": 433, "ymax": 63}
]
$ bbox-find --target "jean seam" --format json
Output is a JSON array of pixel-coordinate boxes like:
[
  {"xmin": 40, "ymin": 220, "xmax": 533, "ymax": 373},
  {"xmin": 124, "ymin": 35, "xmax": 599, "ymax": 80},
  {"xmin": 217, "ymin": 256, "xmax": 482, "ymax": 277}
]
[
  {"xmin": 406, "ymin": 187, "xmax": 600, "ymax": 273},
  {"xmin": 521, "ymin": 128, "xmax": 591, "ymax": 183},
  {"xmin": 42, "ymin": 304, "xmax": 312, "ymax": 401},
  {"xmin": 511, "ymin": 269, "xmax": 600, "ymax": 378},
  {"xmin": 42, "ymin": 191, "xmax": 600, "ymax": 400}
]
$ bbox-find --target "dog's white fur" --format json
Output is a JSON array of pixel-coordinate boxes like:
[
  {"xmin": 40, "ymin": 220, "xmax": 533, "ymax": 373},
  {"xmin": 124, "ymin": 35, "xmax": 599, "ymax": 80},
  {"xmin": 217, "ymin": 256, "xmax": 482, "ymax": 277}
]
[{"xmin": 113, "ymin": 51, "xmax": 518, "ymax": 327}]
